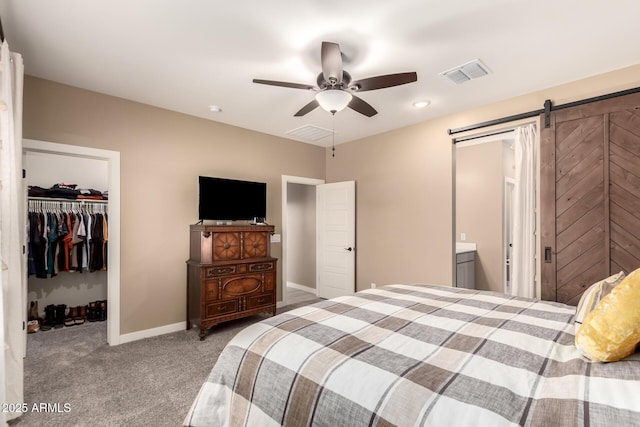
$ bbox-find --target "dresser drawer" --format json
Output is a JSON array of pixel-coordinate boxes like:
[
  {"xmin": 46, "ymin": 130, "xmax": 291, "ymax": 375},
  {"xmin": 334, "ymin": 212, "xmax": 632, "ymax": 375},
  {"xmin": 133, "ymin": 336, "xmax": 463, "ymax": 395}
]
[
  {"xmin": 204, "ymin": 300, "xmax": 237, "ymax": 318},
  {"xmin": 221, "ymin": 274, "xmax": 262, "ymax": 298},
  {"xmin": 246, "ymin": 293, "xmax": 274, "ymax": 309},
  {"xmin": 207, "ymin": 272, "xmax": 274, "ymax": 300},
  {"xmin": 205, "ymin": 265, "xmax": 237, "ymax": 277},
  {"xmin": 249, "ymin": 261, "xmax": 274, "ymax": 272}
]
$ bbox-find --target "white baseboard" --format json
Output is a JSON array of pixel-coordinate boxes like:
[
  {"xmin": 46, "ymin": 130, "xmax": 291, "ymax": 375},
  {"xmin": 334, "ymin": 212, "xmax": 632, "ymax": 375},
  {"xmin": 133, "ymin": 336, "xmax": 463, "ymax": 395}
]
[
  {"xmin": 287, "ymin": 282, "xmax": 317, "ymax": 295},
  {"xmin": 119, "ymin": 321, "xmax": 186, "ymax": 344}
]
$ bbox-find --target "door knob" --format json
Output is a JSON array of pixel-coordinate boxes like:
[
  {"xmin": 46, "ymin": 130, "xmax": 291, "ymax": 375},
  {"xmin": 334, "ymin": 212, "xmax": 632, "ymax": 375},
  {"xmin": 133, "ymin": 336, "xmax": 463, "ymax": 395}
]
[{"xmin": 344, "ymin": 247, "xmax": 354, "ymax": 251}]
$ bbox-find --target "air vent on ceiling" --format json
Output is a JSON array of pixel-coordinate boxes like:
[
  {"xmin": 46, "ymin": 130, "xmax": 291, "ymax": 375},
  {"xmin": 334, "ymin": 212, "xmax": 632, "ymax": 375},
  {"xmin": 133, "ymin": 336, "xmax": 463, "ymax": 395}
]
[
  {"xmin": 440, "ymin": 59, "xmax": 490, "ymax": 85},
  {"xmin": 285, "ymin": 124, "xmax": 334, "ymax": 141}
]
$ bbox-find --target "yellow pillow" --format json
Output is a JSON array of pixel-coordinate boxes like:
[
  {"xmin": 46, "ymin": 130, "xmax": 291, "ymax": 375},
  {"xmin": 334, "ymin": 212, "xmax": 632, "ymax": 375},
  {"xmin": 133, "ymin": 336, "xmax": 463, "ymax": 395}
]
[
  {"xmin": 574, "ymin": 271, "xmax": 625, "ymax": 334},
  {"xmin": 575, "ymin": 268, "xmax": 640, "ymax": 362}
]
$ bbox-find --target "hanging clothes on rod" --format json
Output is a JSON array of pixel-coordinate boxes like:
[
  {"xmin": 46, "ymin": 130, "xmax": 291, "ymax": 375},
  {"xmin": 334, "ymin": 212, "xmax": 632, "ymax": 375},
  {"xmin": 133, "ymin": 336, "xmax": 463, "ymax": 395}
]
[{"xmin": 27, "ymin": 198, "xmax": 108, "ymax": 278}]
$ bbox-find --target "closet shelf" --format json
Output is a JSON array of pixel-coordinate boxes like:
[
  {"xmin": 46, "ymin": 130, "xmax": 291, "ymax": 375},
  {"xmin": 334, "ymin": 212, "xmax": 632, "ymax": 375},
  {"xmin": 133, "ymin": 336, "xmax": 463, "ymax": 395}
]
[{"xmin": 28, "ymin": 196, "xmax": 108, "ymax": 204}]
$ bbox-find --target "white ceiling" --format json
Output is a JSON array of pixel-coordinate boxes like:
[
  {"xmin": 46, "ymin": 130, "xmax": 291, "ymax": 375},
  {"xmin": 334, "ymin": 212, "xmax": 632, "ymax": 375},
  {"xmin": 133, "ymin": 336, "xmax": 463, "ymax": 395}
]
[{"xmin": 2, "ymin": 1, "xmax": 639, "ymax": 146}]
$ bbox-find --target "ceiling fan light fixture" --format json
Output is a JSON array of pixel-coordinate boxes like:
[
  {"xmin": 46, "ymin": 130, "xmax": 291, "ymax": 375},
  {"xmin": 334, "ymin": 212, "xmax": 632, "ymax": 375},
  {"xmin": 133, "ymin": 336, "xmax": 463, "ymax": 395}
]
[
  {"xmin": 253, "ymin": 42, "xmax": 416, "ymax": 117},
  {"xmin": 315, "ymin": 89, "xmax": 352, "ymax": 114}
]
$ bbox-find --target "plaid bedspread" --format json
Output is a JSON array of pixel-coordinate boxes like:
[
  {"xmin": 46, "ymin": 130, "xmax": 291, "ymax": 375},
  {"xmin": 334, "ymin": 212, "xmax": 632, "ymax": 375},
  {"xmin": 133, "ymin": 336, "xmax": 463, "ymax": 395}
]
[{"xmin": 184, "ymin": 284, "xmax": 640, "ymax": 426}]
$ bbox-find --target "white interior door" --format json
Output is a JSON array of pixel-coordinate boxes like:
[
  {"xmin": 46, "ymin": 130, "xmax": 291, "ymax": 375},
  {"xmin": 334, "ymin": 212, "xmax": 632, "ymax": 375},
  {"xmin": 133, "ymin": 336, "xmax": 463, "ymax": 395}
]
[{"xmin": 316, "ymin": 181, "xmax": 355, "ymax": 299}]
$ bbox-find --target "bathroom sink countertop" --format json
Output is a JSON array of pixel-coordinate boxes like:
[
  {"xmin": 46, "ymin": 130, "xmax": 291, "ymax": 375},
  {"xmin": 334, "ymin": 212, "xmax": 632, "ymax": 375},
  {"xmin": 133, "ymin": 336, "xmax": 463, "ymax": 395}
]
[{"xmin": 456, "ymin": 242, "xmax": 477, "ymax": 254}]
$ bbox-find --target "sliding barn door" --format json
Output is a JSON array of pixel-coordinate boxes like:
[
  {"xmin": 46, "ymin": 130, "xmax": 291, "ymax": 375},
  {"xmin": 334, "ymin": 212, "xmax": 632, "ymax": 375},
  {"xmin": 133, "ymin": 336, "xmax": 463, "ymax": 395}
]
[
  {"xmin": 541, "ymin": 93, "xmax": 640, "ymax": 304},
  {"xmin": 609, "ymin": 108, "xmax": 640, "ymax": 273}
]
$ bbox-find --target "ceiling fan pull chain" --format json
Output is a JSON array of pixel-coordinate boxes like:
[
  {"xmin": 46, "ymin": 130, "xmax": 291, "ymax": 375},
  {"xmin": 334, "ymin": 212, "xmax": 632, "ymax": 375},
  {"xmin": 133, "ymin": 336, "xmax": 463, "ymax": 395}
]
[{"xmin": 332, "ymin": 112, "xmax": 336, "ymax": 157}]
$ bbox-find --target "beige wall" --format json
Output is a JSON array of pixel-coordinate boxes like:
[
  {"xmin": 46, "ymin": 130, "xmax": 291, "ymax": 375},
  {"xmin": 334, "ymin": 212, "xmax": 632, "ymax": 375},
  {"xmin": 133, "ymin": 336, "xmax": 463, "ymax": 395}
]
[
  {"xmin": 23, "ymin": 76, "xmax": 325, "ymax": 334},
  {"xmin": 326, "ymin": 64, "xmax": 640, "ymax": 291},
  {"xmin": 286, "ymin": 183, "xmax": 316, "ymax": 289}
]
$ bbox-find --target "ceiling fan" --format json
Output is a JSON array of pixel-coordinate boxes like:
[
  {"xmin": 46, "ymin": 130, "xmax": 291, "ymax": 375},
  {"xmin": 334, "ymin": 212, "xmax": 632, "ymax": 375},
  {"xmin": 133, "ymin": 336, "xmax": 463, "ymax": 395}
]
[{"xmin": 253, "ymin": 41, "xmax": 418, "ymax": 117}]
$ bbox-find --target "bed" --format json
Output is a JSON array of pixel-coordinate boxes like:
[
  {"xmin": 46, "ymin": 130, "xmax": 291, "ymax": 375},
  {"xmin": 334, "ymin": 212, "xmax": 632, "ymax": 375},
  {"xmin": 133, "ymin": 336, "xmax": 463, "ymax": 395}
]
[{"xmin": 183, "ymin": 284, "xmax": 640, "ymax": 426}]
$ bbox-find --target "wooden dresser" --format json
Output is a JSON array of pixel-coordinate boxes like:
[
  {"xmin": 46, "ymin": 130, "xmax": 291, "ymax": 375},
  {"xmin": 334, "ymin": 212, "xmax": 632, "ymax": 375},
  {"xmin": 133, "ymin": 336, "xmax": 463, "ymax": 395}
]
[{"xmin": 187, "ymin": 224, "xmax": 277, "ymax": 340}]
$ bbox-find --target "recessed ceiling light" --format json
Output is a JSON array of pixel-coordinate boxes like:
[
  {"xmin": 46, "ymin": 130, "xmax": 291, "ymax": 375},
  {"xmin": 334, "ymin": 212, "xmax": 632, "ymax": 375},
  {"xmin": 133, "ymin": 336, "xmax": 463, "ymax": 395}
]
[
  {"xmin": 413, "ymin": 100, "xmax": 430, "ymax": 108},
  {"xmin": 208, "ymin": 105, "xmax": 222, "ymax": 112}
]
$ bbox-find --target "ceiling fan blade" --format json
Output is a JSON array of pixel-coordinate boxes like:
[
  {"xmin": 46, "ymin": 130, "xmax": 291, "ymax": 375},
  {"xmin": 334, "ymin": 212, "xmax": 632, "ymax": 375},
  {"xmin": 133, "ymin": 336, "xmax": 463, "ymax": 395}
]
[
  {"xmin": 294, "ymin": 99, "xmax": 319, "ymax": 117},
  {"xmin": 321, "ymin": 41, "xmax": 343, "ymax": 85},
  {"xmin": 253, "ymin": 79, "xmax": 315, "ymax": 91},
  {"xmin": 348, "ymin": 95, "xmax": 377, "ymax": 117},
  {"xmin": 351, "ymin": 72, "xmax": 417, "ymax": 92}
]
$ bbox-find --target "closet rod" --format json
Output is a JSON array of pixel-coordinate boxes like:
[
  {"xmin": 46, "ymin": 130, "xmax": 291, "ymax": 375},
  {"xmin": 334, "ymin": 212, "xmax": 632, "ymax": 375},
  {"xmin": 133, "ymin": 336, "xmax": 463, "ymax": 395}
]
[
  {"xmin": 28, "ymin": 197, "xmax": 108, "ymax": 204},
  {"xmin": 448, "ymin": 85, "xmax": 640, "ymax": 137}
]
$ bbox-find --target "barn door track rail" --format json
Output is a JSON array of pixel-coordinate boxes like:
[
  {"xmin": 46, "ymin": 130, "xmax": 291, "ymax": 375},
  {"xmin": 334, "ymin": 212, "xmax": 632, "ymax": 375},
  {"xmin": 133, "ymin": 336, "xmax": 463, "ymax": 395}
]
[{"xmin": 449, "ymin": 86, "xmax": 640, "ymax": 140}]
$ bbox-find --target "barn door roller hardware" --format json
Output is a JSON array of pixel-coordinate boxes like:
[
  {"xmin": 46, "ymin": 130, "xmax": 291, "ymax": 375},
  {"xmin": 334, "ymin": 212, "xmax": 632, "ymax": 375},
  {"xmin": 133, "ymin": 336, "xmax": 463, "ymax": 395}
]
[{"xmin": 544, "ymin": 99, "xmax": 552, "ymax": 128}]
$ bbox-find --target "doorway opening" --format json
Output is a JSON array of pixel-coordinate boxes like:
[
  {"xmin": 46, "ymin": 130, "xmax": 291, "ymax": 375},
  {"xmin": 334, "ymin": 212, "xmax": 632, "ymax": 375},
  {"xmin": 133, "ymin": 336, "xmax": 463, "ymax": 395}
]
[
  {"xmin": 281, "ymin": 175, "xmax": 324, "ymax": 307},
  {"xmin": 454, "ymin": 135, "xmax": 515, "ymax": 293},
  {"xmin": 23, "ymin": 139, "xmax": 121, "ymax": 345}
]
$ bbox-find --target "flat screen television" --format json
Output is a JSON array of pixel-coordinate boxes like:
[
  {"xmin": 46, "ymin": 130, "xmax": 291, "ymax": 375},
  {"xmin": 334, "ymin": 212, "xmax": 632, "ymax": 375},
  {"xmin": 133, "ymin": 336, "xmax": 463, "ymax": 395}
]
[{"xmin": 198, "ymin": 176, "xmax": 267, "ymax": 221}]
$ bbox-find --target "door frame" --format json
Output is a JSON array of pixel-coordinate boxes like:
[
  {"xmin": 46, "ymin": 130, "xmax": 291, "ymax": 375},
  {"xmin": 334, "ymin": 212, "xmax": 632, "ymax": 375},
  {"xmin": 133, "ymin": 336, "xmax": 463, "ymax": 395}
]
[
  {"xmin": 23, "ymin": 139, "xmax": 121, "ymax": 345},
  {"xmin": 503, "ymin": 177, "xmax": 515, "ymax": 293},
  {"xmin": 452, "ymin": 119, "xmax": 540, "ymax": 294},
  {"xmin": 281, "ymin": 175, "xmax": 324, "ymax": 307}
]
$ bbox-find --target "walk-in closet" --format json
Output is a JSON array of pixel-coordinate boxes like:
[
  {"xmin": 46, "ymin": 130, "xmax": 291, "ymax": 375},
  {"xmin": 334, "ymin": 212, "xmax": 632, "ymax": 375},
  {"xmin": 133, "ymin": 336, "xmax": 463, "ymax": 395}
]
[{"xmin": 25, "ymin": 150, "xmax": 109, "ymax": 341}]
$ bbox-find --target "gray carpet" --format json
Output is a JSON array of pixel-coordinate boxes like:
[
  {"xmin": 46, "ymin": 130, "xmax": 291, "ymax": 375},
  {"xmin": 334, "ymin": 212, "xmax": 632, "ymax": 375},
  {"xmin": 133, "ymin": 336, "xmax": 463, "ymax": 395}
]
[{"xmin": 10, "ymin": 299, "xmax": 323, "ymax": 427}]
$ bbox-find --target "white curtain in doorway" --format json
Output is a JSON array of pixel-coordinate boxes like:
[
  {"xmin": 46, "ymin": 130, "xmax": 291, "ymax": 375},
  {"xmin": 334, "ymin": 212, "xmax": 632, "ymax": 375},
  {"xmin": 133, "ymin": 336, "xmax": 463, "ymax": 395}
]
[
  {"xmin": 0, "ymin": 40, "xmax": 25, "ymax": 423},
  {"xmin": 511, "ymin": 124, "xmax": 537, "ymax": 298}
]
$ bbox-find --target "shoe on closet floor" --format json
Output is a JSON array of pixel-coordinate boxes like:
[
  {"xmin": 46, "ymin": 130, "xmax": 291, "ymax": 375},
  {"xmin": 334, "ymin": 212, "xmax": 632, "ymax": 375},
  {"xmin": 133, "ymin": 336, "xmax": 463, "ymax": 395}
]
[
  {"xmin": 27, "ymin": 301, "xmax": 41, "ymax": 333},
  {"xmin": 74, "ymin": 305, "xmax": 87, "ymax": 325},
  {"xmin": 54, "ymin": 304, "xmax": 67, "ymax": 329},
  {"xmin": 96, "ymin": 300, "xmax": 107, "ymax": 321},
  {"xmin": 40, "ymin": 304, "xmax": 55, "ymax": 331},
  {"xmin": 27, "ymin": 319, "xmax": 40, "ymax": 333},
  {"xmin": 64, "ymin": 306, "xmax": 78, "ymax": 327},
  {"xmin": 87, "ymin": 301, "xmax": 97, "ymax": 322},
  {"xmin": 28, "ymin": 301, "xmax": 39, "ymax": 321}
]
